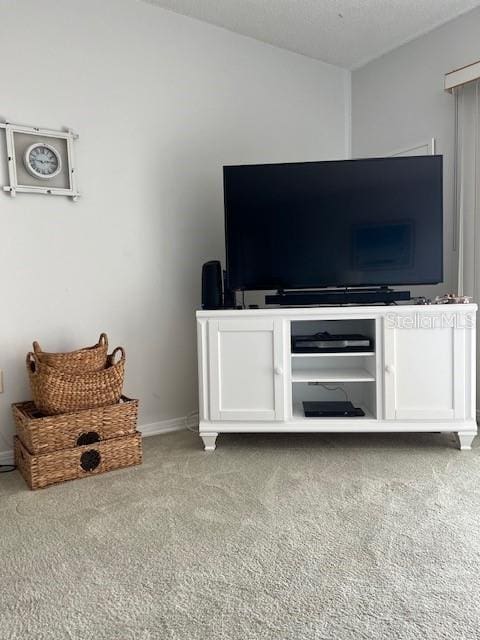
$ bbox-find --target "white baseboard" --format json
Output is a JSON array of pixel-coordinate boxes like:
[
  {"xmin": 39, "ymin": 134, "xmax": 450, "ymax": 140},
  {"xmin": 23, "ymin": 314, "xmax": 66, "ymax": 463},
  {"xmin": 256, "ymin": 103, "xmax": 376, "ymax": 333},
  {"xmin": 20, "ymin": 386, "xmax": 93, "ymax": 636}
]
[
  {"xmin": 0, "ymin": 413, "xmax": 198, "ymax": 467},
  {"xmin": 0, "ymin": 449, "xmax": 14, "ymax": 466},
  {"xmin": 139, "ymin": 415, "xmax": 188, "ymax": 437}
]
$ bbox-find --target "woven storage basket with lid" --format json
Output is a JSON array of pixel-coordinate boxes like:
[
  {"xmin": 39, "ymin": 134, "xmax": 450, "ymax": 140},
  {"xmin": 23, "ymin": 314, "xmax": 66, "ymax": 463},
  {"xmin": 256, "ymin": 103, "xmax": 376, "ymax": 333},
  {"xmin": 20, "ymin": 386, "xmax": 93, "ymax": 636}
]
[
  {"xmin": 27, "ymin": 347, "xmax": 125, "ymax": 415},
  {"xmin": 12, "ymin": 396, "xmax": 138, "ymax": 455},
  {"xmin": 33, "ymin": 333, "xmax": 108, "ymax": 373}
]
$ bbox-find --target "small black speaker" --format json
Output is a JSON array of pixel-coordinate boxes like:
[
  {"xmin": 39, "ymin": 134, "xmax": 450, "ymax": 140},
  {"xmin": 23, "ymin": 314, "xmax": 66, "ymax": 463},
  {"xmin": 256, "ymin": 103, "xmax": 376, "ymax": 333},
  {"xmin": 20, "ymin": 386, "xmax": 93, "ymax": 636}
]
[{"xmin": 202, "ymin": 261, "xmax": 223, "ymax": 309}]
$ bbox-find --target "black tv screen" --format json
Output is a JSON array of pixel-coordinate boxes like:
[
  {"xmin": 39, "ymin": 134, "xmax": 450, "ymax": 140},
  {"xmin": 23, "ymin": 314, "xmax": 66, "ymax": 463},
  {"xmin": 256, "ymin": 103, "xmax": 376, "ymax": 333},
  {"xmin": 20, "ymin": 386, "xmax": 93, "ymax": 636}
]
[{"xmin": 224, "ymin": 156, "xmax": 443, "ymax": 290}]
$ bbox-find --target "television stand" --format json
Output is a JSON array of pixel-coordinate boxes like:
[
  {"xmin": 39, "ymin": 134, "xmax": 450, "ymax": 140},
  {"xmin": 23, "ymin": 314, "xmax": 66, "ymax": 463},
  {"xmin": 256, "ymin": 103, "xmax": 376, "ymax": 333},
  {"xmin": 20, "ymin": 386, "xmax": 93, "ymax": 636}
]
[
  {"xmin": 265, "ymin": 287, "xmax": 411, "ymax": 307},
  {"xmin": 196, "ymin": 304, "xmax": 477, "ymax": 451}
]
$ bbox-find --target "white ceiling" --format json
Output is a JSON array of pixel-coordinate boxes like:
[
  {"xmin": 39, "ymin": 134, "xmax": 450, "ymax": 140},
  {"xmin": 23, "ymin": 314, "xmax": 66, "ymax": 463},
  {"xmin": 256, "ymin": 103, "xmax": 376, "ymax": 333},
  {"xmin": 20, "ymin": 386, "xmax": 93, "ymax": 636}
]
[{"xmin": 144, "ymin": 0, "xmax": 480, "ymax": 69}]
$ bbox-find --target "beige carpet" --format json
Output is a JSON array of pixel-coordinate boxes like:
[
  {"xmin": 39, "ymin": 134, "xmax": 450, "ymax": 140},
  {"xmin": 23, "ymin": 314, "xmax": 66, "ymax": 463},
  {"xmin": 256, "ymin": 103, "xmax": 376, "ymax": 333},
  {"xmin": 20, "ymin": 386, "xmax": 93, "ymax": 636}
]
[{"xmin": 1, "ymin": 429, "xmax": 480, "ymax": 639}]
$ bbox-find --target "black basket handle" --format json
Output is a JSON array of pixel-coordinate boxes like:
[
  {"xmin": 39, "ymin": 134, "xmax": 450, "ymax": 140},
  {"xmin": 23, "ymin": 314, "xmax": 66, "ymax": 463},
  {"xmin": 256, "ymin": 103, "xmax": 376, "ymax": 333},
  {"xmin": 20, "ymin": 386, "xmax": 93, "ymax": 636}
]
[
  {"xmin": 80, "ymin": 449, "xmax": 101, "ymax": 472},
  {"xmin": 76, "ymin": 431, "xmax": 101, "ymax": 447}
]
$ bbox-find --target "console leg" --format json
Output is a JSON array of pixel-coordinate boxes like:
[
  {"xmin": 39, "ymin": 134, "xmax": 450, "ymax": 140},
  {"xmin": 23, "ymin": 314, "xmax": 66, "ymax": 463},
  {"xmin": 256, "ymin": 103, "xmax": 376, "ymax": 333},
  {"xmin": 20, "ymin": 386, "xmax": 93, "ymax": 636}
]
[
  {"xmin": 200, "ymin": 433, "xmax": 218, "ymax": 451},
  {"xmin": 456, "ymin": 432, "xmax": 477, "ymax": 451}
]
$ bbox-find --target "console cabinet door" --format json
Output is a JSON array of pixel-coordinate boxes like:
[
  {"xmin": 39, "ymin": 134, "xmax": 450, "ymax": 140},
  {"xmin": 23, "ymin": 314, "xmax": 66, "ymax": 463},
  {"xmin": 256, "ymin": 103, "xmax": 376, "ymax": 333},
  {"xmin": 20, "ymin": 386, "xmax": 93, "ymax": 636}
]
[
  {"xmin": 383, "ymin": 312, "xmax": 466, "ymax": 420},
  {"xmin": 208, "ymin": 318, "xmax": 286, "ymax": 421}
]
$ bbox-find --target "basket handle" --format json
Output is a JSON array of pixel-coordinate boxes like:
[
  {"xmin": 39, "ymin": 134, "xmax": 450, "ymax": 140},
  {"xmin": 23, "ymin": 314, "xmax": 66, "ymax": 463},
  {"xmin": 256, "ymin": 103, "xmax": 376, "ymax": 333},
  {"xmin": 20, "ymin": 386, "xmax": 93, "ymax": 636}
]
[
  {"xmin": 98, "ymin": 333, "xmax": 108, "ymax": 349},
  {"xmin": 111, "ymin": 346, "xmax": 125, "ymax": 364},
  {"xmin": 26, "ymin": 352, "xmax": 38, "ymax": 374},
  {"xmin": 32, "ymin": 341, "xmax": 42, "ymax": 355}
]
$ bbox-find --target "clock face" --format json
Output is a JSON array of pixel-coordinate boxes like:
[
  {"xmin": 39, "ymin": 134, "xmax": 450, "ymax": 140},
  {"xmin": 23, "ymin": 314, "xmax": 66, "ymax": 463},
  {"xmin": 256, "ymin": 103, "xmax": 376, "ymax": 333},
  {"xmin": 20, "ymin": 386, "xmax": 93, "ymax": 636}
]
[{"xmin": 24, "ymin": 143, "xmax": 62, "ymax": 179}]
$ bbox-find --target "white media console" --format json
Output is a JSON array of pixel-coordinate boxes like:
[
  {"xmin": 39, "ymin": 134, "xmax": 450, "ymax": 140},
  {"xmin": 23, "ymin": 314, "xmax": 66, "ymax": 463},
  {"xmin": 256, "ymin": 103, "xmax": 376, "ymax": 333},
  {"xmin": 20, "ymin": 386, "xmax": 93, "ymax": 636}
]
[{"xmin": 196, "ymin": 304, "xmax": 477, "ymax": 451}]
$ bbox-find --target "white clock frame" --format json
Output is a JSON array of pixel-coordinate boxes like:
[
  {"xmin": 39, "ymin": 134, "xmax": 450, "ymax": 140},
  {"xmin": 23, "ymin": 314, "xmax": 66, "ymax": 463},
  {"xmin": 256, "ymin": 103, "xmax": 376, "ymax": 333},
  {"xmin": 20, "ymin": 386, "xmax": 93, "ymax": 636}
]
[
  {"xmin": 0, "ymin": 121, "xmax": 80, "ymax": 200},
  {"xmin": 24, "ymin": 142, "xmax": 63, "ymax": 180}
]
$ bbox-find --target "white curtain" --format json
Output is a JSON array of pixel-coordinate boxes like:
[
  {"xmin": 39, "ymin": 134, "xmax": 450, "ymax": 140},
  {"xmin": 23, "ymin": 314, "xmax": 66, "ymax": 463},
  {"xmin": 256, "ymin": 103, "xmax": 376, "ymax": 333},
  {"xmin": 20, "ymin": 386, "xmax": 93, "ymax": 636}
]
[
  {"xmin": 455, "ymin": 79, "xmax": 480, "ymax": 410},
  {"xmin": 455, "ymin": 79, "xmax": 480, "ymax": 299}
]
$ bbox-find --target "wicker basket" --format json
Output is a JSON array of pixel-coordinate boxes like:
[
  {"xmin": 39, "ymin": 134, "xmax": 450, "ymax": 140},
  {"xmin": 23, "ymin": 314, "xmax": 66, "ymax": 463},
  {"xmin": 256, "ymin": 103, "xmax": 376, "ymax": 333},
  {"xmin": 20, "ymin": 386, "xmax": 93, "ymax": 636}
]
[
  {"xmin": 33, "ymin": 333, "xmax": 108, "ymax": 373},
  {"xmin": 13, "ymin": 396, "xmax": 138, "ymax": 455},
  {"xmin": 15, "ymin": 432, "xmax": 142, "ymax": 490},
  {"xmin": 27, "ymin": 347, "xmax": 125, "ymax": 415}
]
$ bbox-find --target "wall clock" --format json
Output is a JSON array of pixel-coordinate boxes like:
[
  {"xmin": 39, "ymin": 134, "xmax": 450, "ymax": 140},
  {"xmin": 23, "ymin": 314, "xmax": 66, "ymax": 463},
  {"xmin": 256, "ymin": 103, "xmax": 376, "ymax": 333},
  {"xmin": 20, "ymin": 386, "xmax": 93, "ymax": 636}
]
[
  {"xmin": 24, "ymin": 143, "xmax": 62, "ymax": 179},
  {"xmin": 0, "ymin": 121, "xmax": 80, "ymax": 200}
]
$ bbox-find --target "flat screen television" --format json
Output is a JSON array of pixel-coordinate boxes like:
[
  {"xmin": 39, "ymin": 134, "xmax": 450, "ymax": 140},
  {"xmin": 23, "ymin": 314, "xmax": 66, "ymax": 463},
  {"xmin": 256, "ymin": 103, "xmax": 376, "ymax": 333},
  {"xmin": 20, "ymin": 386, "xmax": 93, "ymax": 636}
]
[{"xmin": 223, "ymin": 156, "xmax": 443, "ymax": 291}]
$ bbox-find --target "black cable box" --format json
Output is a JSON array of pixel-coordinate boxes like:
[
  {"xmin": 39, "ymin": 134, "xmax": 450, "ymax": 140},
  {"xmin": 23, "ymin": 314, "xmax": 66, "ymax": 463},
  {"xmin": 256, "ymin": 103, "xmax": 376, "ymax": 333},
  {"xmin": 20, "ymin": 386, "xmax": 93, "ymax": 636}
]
[
  {"xmin": 292, "ymin": 332, "xmax": 373, "ymax": 354},
  {"xmin": 303, "ymin": 401, "xmax": 365, "ymax": 418}
]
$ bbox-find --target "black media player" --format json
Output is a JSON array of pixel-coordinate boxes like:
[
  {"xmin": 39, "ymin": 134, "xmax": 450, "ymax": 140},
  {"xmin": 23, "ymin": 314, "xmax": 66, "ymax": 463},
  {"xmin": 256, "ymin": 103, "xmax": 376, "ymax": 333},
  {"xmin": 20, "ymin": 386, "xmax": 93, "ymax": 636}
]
[
  {"xmin": 292, "ymin": 332, "xmax": 373, "ymax": 354},
  {"xmin": 303, "ymin": 401, "xmax": 365, "ymax": 418}
]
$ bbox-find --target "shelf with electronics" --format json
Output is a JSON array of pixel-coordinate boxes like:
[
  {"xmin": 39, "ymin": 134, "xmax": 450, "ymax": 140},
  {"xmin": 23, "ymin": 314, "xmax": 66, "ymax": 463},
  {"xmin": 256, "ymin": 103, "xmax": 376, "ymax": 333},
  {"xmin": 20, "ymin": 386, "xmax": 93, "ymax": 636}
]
[{"xmin": 290, "ymin": 317, "xmax": 378, "ymax": 420}]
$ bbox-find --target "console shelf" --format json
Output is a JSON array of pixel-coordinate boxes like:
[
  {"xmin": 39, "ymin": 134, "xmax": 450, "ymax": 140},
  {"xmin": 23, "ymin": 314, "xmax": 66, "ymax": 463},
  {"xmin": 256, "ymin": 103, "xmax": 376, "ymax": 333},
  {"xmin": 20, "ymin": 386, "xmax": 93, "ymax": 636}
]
[
  {"xmin": 292, "ymin": 352, "xmax": 375, "ymax": 358},
  {"xmin": 291, "ymin": 368, "xmax": 375, "ymax": 383}
]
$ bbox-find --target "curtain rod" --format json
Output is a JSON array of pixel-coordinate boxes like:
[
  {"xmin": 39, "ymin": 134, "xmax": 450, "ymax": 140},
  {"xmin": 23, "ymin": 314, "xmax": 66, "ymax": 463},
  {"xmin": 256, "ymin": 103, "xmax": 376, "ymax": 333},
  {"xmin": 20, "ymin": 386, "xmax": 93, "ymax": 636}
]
[{"xmin": 445, "ymin": 59, "xmax": 480, "ymax": 92}]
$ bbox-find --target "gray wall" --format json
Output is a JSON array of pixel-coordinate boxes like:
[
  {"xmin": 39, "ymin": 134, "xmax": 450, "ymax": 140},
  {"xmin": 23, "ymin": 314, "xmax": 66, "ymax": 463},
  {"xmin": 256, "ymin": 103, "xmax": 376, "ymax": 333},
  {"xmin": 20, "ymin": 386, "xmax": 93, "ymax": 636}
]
[
  {"xmin": 352, "ymin": 7, "xmax": 480, "ymax": 299},
  {"xmin": 0, "ymin": 0, "xmax": 349, "ymax": 459}
]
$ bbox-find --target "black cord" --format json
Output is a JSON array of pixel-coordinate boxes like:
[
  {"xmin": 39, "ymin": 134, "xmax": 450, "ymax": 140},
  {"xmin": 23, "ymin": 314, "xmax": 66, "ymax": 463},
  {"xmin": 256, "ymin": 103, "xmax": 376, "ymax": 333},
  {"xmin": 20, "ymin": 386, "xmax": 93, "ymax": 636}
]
[
  {"xmin": 318, "ymin": 384, "xmax": 348, "ymax": 401},
  {"xmin": 0, "ymin": 465, "xmax": 16, "ymax": 473}
]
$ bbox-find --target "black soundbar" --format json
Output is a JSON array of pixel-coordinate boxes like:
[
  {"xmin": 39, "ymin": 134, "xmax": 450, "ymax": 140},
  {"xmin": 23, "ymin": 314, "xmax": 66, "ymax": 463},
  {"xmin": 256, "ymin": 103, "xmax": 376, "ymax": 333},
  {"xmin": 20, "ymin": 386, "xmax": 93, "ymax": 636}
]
[{"xmin": 265, "ymin": 288, "xmax": 411, "ymax": 306}]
